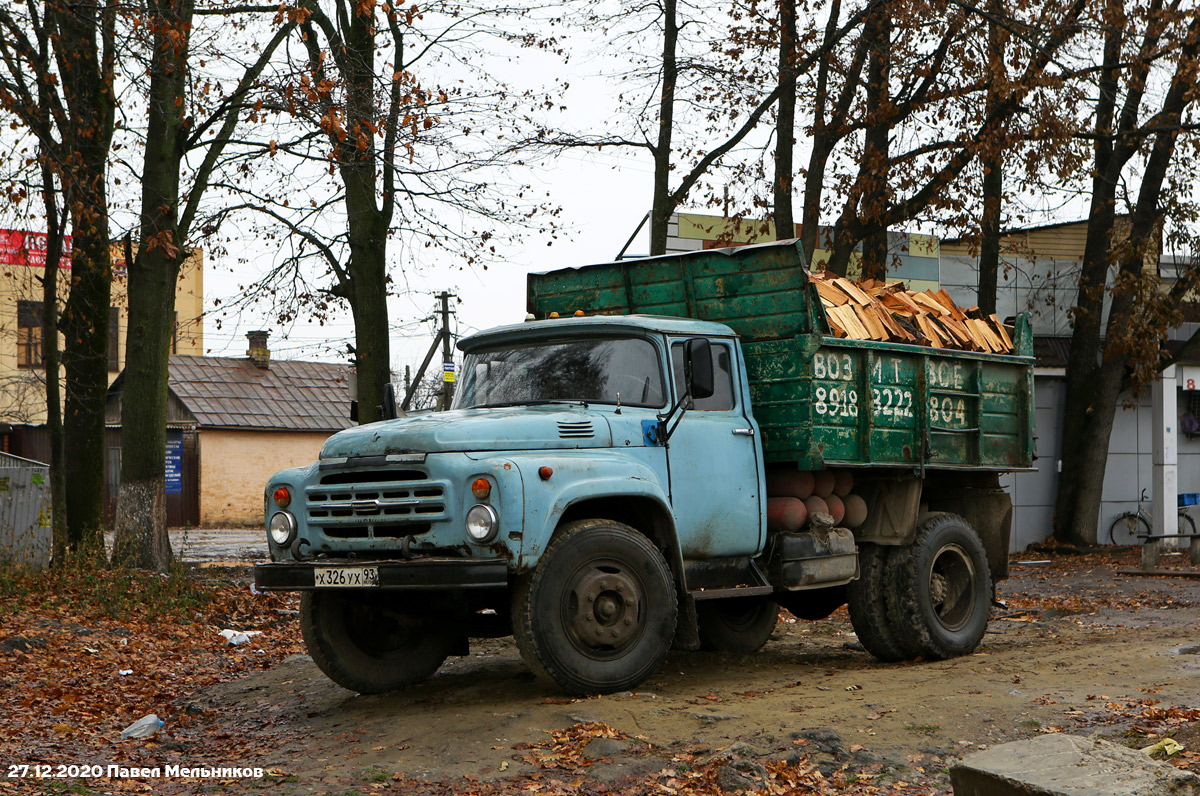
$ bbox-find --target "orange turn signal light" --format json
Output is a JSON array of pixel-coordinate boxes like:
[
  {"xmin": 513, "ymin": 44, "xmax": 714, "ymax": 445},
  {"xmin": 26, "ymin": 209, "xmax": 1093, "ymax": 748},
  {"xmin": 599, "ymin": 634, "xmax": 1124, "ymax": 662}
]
[
  {"xmin": 539, "ymin": 467, "xmax": 553, "ymax": 480},
  {"xmin": 273, "ymin": 486, "xmax": 291, "ymax": 508},
  {"xmin": 472, "ymin": 478, "xmax": 492, "ymax": 500},
  {"xmin": 549, "ymin": 312, "xmax": 560, "ymax": 318},
  {"xmin": 573, "ymin": 310, "xmax": 584, "ymax": 316}
]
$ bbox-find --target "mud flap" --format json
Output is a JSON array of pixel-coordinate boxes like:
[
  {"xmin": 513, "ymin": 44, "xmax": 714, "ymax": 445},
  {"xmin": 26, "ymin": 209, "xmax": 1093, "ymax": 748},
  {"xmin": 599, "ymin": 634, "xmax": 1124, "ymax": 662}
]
[{"xmin": 672, "ymin": 592, "xmax": 701, "ymax": 651}]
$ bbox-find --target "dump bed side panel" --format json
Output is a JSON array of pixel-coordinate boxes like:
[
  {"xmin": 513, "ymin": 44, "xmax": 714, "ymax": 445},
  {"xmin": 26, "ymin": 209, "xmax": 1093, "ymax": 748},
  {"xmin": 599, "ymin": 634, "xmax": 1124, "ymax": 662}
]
[
  {"xmin": 801, "ymin": 338, "xmax": 1034, "ymax": 470},
  {"xmin": 527, "ymin": 241, "xmax": 822, "ymax": 341},
  {"xmin": 528, "ymin": 241, "xmax": 1035, "ymax": 471}
]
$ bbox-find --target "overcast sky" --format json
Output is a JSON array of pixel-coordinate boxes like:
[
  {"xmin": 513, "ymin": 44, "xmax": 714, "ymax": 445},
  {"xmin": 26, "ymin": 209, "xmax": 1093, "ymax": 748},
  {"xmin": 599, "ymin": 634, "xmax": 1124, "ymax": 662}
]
[{"xmin": 197, "ymin": 11, "xmax": 667, "ymax": 376}]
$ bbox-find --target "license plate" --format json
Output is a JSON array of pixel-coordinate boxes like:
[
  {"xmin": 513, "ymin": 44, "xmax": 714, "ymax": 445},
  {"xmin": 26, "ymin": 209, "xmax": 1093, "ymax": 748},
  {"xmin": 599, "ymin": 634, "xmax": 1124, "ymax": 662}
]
[{"xmin": 313, "ymin": 566, "xmax": 379, "ymax": 587}]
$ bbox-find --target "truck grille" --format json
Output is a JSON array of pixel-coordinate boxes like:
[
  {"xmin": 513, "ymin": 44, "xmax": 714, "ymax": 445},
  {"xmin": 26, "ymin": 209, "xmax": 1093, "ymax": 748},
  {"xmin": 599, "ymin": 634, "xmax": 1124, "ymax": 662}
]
[
  {"xmin": 305, "ymin": 470, "xmax": 448, "ymax": 536},
  {"xmin": 557, "ymin": 421, "xmax": 594, "ymax": 438}
]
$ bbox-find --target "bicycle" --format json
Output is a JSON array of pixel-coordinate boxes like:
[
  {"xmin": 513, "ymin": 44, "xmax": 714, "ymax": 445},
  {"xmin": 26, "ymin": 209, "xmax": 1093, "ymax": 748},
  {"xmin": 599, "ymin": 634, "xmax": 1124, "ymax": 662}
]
[{"xmin": 1107, "ymin": 488, "xmax": 1197, "ymax": 545}]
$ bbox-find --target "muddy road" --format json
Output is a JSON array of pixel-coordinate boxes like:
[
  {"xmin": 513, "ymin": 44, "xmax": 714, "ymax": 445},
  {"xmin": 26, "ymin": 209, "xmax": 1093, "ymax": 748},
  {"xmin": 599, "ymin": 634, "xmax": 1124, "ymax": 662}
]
[{"xmin": 204, "ymin": 551, "xmax": 1200, "ymax": 793}]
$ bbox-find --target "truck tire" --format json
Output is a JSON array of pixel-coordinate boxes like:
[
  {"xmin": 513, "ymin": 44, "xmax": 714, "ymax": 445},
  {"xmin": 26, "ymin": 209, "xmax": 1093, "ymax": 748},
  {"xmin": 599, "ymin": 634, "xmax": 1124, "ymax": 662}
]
[
  {"xmin": 775, "ymin": 585, "xmax": 846, "ymax": 621},
  {"xmin": 511, "ymin": 519, "xmax": 677, "ymax": 695},
  {"xmin": 885, "ymin": 513, "xmax": 992, "ymax": 660},
  {"xmin": 300, "ymin": 591, "xmax": 453, "ymax": 694},
  {"xmin": 697, "ymin": 597, "xmax": 778, "ymax": 653},
  {"xmin": 846, "ymin": 544, "xmax": 909, "ymax": 662}
]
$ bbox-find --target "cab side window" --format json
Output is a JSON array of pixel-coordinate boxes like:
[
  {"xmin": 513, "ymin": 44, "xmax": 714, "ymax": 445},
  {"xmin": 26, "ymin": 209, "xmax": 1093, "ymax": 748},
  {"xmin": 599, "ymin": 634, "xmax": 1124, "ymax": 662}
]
[{"xmin": 671, "ymin": 341, "xmax": 735, "ymax": 411}]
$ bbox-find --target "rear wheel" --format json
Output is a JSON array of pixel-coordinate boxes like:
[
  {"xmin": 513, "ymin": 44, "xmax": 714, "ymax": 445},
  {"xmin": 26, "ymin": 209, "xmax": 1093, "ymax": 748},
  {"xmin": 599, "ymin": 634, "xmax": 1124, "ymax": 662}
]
[
  {"xmin": 885, "ymin": 513, "xmax": 992, "ymax": 660},
  {"xmin": 846, "ymin": 544, "xmax": 909, "ymax": 662},
  {"xmin": 300, "ymin": 591, "xmax": 453, "ymax": 693},
  {"xmin": 1108, "ymin": 512, "xmax": 1150, "ymax": 545},
  {"xmin": 512, "ymin": 519, "xmax": 677, "ymax": 695},
  {"xmin": 697, "ymin": 597, "xmax": 778, "ymax": 653}
]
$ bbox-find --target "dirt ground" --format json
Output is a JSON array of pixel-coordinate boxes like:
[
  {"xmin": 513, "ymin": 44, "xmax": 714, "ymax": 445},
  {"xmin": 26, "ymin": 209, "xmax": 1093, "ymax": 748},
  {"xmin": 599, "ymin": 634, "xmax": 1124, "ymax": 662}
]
[{"xmin": 194, "ymin": 548, "xmax": 1200, "ymax": 794}]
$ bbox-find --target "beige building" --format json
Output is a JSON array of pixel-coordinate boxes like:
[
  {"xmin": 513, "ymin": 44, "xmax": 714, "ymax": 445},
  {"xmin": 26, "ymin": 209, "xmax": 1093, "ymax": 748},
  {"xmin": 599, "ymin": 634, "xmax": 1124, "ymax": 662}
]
[
  {"xmin": 106, "ymin": 333, "xmax": 353, "ymax": 527},
  {"xmin": 0, "ymin": 229, "xmax": 204, "ymax": 426}
]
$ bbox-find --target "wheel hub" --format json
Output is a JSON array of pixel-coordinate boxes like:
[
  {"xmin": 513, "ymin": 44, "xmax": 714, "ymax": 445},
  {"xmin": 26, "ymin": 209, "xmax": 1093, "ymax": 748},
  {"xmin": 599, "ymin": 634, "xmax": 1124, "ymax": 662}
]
[
  {"xmin": 928, "ymin": 543, "xmax": 975, "ymax": 631},
  {"xmin": 567, "ymin": 567, "xmax": 641, "ymax": 651}
]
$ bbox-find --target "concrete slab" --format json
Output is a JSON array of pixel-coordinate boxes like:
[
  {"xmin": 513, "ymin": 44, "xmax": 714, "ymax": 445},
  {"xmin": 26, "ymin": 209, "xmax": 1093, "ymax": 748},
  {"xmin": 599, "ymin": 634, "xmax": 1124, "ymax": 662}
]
[{"xmin": 950, "ymin": 734, "xmax": 1199, "ymax": 796}]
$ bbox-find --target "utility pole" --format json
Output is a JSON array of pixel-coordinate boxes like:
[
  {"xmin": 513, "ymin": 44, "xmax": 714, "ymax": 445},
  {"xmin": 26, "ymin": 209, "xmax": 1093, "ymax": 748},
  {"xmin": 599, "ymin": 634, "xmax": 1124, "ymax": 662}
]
[
  {"xmin": 402, "ymin": 291, "xmax": 456, "ymax": 412},
  {"xmin": 438, "ymin": 291, "xmax": 456, "ymax": 410}
]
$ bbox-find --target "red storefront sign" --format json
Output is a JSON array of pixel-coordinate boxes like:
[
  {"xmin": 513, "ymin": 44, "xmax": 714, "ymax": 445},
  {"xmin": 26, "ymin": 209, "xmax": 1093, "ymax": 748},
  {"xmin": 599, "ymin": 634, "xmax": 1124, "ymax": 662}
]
[{"xmin": 0, "ymin": 229, "xmax": 72, "ymax": 268}]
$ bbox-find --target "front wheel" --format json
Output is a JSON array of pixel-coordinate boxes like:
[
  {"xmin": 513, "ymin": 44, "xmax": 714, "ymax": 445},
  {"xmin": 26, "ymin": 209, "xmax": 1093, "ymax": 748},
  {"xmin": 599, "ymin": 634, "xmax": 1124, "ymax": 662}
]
[
  {"xmin": 511, "ymin": 519, "xmax": 677, "ymax": 695},
  {"xmin": 885, "ymin": 513, "xmax": 992, "ymax": 660},
  {"xmin": 300, "ymin": 591, "xmax": 453, "ymax": 693},
  {"xmin": 697, "ymin": 597, "xmax": 778, "ymax": 653}
]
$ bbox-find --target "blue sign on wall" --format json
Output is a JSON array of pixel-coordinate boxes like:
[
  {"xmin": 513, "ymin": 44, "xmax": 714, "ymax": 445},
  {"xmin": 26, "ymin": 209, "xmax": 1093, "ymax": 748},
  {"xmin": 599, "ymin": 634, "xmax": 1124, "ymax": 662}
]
[{"xmin": 165, "ymin": 431, "xmax": 183, "ymax": 495}]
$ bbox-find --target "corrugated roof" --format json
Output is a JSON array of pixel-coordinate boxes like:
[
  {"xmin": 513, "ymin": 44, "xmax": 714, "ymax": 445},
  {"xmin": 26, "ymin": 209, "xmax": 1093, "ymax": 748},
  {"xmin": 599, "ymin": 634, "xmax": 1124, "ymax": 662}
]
[
  {"xmin": 1034, "ymin": 337, "xmax": 1072, "ymax": 369},
  {"xmin": 163, "ymin": 355, "xmax": 354, "ymax": 432}
]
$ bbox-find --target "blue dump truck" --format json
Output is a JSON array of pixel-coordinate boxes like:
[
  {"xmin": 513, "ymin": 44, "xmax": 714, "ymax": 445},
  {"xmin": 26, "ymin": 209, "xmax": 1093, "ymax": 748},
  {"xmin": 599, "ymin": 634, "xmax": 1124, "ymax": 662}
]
[{"xmin": 254, "ymin": 240, "xmax": 1035, "ymax": 695}]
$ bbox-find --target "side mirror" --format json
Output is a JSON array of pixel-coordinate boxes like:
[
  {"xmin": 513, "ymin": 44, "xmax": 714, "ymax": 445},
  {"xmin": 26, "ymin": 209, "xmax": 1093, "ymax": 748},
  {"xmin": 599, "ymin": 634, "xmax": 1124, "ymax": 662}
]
[
  {"xmin": 684, "ymin": 337, "xmax": 714, "ymax": 400},
  {"xmin": 379, "ymin": 382, "xmax": 398, "ymax": 421}
]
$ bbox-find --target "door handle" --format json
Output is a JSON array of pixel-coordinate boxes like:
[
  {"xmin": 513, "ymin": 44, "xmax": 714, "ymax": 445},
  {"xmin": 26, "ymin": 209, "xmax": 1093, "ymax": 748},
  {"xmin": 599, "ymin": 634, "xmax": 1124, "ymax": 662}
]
[{"xmin": 732, "ymin": 428, "xmax": 754, "ymax": 436}]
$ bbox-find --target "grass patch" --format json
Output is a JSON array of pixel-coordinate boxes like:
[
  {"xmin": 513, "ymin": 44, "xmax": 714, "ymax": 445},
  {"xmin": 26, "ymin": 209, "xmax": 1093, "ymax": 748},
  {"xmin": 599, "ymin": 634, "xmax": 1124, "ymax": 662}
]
[
  {"xmin": 904, "ymin": 723, "xmax": 941, "ymax": 735},
  {"xmin": 0, "ymin": 559, "xmax": 228, "ymax": 624}
]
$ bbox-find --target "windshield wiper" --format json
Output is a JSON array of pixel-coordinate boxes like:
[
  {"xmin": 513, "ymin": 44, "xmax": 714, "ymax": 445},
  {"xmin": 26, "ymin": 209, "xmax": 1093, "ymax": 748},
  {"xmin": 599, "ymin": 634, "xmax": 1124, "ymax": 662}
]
[{"xmin": 472, "ymin": 399, "xmax": 588, "ymax": 409}]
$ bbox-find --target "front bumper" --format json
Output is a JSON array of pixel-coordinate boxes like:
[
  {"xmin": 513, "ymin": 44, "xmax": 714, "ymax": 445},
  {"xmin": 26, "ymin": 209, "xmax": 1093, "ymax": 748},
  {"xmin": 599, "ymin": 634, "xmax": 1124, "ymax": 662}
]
[{"xmin": 253, "ymin": 558, "xmax": 509, "ymax": 591}]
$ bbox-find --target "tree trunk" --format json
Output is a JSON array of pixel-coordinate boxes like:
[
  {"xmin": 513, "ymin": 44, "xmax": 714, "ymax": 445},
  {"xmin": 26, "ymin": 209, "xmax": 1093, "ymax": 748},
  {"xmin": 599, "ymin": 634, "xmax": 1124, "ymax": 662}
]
[
  {"xmin": 339, "ymin": 0, "xmax": 390, "ymax": 424},
  {"xmin": 1053, "ymin": 2, "xmax": 1124, "ymax": 546},
  {"xmin": 1053, "ymin": 7, "xmax": 1200, "ymax": 545},
  {"xmin": 348, "ymin": 246, "xmax": 391, "ymax": 422},
  {"xmin": 1053, "ymin": 191, "xmax": 1116, "ymax": 545},
  {"xmin": 59, "ymin": 215, "xmax": 111, "ymax": 560},
  {"xmin": 40, "ymin": 164, "xmax": 68, "ymax": 564},
  {"xmin": 648, "ymin": 0, "xmax": 677, "ymax": 256},
  {"xmin": 773, "ymin": 0, "xmax": 797, "ymax": 238},
  {"xmin": 800, "ymin": 0, "xmax": 857, "ymax": 270},
  {"xmin": 858, "ymin": 5, "xmax": 891, "ymax": 282},
  {"xmin": 112, "ymin": 0, "xmax": 192, "ymax": 571},
  {"xmin": 977, "ymin": 155, "xmax": 1002, "ymax": 315},
  {"xmin": 799, "ymin": 137, "xmax": 833, "ymax": 267},
  {"xmin": 53, "ymin": 0, "xmax": 114, "ymax": 559},
  {"xmin": 977, "ymin": 0, "xmax": 1005, "ymax": 316}
]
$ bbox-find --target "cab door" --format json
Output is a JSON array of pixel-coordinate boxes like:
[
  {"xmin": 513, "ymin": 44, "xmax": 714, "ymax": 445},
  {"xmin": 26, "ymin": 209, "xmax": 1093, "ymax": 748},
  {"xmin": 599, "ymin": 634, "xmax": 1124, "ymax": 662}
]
[{"xmin": 665, "ymin": 338, "xmax": 764, "ymax": 557}]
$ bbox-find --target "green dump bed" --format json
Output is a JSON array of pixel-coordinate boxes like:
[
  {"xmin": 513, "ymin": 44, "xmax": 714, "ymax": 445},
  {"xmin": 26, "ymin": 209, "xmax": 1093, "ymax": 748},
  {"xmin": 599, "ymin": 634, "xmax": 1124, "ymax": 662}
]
[{"xmin": 526, "ymin": 240, "xmax": 1035, "ymax": 471}]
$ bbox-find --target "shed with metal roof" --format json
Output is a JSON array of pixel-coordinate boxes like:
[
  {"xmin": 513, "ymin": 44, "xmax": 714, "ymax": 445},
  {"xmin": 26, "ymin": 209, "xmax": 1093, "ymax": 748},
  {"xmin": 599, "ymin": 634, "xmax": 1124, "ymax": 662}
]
[{"xmin": 106, "ymin": 333, "xmax": 353, "ymax": 527}]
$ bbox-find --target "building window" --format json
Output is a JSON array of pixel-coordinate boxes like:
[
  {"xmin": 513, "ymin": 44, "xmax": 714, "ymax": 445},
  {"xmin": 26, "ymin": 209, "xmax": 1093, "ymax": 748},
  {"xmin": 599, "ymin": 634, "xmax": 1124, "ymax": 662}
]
[
  {"xmin": 109, "ymin": 306, "xmax": 119, "ymax": 371},
  {"xmin": 17, "ymin": 300, "xmax": 41, "ymax": 369}
]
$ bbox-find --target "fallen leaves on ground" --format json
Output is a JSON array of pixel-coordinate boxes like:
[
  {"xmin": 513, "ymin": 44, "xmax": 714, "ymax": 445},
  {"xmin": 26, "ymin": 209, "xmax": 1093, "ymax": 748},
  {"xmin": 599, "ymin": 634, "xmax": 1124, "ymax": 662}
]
[
  {"xmin": 0, "ymin": 565, "xmax": 301, "ymax": 793},
  {"xmin": 393, "ymin": 721, "xmax": 952, "ymax": 796}
]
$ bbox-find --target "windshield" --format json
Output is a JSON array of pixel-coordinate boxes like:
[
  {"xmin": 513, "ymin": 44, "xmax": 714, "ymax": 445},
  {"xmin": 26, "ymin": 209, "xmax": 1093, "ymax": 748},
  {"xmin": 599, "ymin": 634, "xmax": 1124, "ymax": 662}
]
[{"xmin": 455, "ymin": 337, "xmax": 666, "ymax": 409}]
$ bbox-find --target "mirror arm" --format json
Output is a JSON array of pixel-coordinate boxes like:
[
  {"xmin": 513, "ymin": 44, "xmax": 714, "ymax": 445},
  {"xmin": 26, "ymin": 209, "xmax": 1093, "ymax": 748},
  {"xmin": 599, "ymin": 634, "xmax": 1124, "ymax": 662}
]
[{"xmin": 655, "ymin": 387, "xmax": 692, "ymax": 446}]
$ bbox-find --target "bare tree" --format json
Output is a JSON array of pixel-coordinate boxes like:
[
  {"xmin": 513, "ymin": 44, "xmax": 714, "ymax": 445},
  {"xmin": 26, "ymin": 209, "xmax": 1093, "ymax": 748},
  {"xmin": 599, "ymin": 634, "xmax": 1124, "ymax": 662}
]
[
  {"xmin": 212, "ymin": 0, "xmax": 557, "ymax": 425},
  {"xmin": 1053, "ymin": 1, "xmax": 1200, "ymax": 545},
  {"xmin": 0, "ymin": 0, "xmax": 116, "ymax": 560},
  {"xmin": 111, "ymin": 0, "xmax": 298, "ymax": 571}
]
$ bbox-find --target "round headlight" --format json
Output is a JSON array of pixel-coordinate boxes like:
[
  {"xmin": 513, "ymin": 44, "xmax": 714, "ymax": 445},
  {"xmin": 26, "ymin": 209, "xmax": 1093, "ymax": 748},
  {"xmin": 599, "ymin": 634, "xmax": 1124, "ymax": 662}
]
[
  {"xmin": 269, "ymin": 511, "xmax": 297, "ymax": 546},
  {"xmin": 465, "ymin": 504, "xmax": 499, "ymax": 543}
]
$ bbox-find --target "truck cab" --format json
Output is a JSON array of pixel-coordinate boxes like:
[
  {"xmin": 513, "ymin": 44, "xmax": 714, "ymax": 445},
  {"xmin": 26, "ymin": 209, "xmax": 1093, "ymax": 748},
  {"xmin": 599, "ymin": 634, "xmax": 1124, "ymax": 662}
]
[{"xmin": 257, "ymin": 315, "xmax": 813, "ymax": 694}]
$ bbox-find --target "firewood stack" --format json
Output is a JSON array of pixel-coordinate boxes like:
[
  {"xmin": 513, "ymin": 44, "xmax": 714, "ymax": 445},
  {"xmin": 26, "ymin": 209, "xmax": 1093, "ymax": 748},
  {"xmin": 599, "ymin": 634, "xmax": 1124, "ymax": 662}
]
[{"xmin": 809, "ymin": 271, "xmax": 1015, "ymax": 354}]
